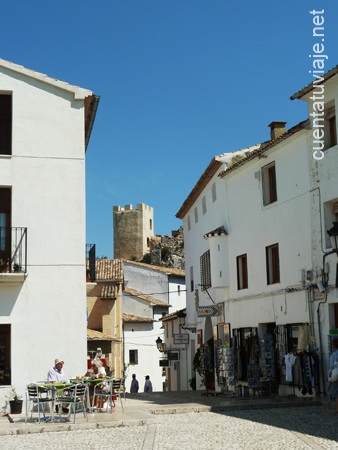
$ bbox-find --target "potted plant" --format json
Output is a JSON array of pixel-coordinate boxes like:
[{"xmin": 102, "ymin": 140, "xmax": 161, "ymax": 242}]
[
  {"xmin": 13, "ymin": 263, "xmax": 22, "ymax": 273},
  {"xmin": 6, "ymin": 388, "xmax": 23, "ymax": 414}
]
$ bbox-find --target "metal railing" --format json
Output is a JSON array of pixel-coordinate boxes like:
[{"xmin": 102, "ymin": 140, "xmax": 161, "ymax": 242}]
[
  {"xmin": 86, "ymin": 243, "xmax": 96, "ymax": 282},
  {"xmin": 0, "ymin": 227, "xmax": 27, "ymax": 273}
]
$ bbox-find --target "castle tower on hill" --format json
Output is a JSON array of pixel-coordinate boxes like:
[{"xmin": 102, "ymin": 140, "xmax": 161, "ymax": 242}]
[{"xmin": 113, "ymin": 203, "xmax": 155, "ymax": 260}]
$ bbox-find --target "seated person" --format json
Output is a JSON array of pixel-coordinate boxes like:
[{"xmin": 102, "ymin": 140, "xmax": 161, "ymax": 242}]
[
  {"xmin": 86, "ymin": 359, "xmax": 106, "ymax": 378},
  {"xmin": 86, "ymin": 359, "xmax": 108, "ymax": 408},
  {"xmin": 47, "ymin": 358, "xmax": 66, "ymax": 383}
]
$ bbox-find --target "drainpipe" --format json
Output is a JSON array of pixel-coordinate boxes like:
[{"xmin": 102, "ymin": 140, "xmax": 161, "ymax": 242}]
[{"xmin": 317, "ymin": 294, "xmax": 328, "ymax": 396}]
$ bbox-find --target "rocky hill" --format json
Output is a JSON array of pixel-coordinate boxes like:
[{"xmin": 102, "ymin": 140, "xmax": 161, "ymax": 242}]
[{"xmin": 141, "ymin": 227, "xmax": 185, "ymax": 269}]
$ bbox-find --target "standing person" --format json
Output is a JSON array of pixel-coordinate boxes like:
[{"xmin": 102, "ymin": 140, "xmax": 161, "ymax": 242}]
[
  {"xmin": 47, "ymin": 358, "xmax": 66, "ymax": 382},
  {"xmin": 144, "ymin": 375, "xmax": 153, "ymax": 393},
  {"xmin": 328, "ymin": 338, "xmax": 338, "ymax": 415},
  {"xmin": 130, "ymin": 374, "xmax": 139, "ymax": 393}
]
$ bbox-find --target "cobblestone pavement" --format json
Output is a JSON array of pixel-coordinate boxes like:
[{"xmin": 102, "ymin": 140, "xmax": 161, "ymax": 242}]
[{"xmin": 1, "ymin": 406, "xmax": 338, "ymax": 449}]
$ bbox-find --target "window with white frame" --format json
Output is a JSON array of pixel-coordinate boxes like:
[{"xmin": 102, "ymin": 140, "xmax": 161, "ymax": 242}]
[
  {"xmin": 200, "ymin": 250, "xmax": 211, "ymax": 291},
  {"xmin": 0, "ymin": 94, "xmax": 12, "ymax": 156},
  {"xmin": 202, "ymin": 196, "xmax": 207, "ymax": 215},
  {"xmin": 187, "ymin": 215, "xmax": 191, "ymax": 231},
  {"xmin": 325, "ymin": 103, "xmax": 337, "ymax": 149},
  {"xmin": 129, "ymin": 349, "xmax": 138, "ymax": 365},
  {"xmin": 262, "ymin": 162, "xmax": 277, "ymax": 206},
  {"xmin": 212, "ymin": 182, "xmax": 217, "ymax": 203},
  {"xmin": 266, "ymin": 243, "xmax": 280, "ymax": 285},
  {"xmin": 190, "ymin": 266, "xmax": 194, "ymax": 292},
  {"xmin": 236, "ymin": 254, "xmax": 248, "ymax": 290},
  {"xmin": 194, "ymin": 207, "xmax": 198, "ymax": 223}
]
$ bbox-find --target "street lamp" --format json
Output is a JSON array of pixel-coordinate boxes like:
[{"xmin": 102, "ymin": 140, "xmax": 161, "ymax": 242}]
[
  {"xmin": 156, "ymin": 337, "xmax": 165, "ymax": 352},
  {"xmin": 176, "ymin": 310, "xmax": 196, "ymax": 333}
]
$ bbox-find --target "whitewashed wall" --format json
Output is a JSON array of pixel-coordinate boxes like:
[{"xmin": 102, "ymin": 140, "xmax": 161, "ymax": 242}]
[{"xmin": 0, "ymin": 65, "xmax": 91, "ymax": 403}]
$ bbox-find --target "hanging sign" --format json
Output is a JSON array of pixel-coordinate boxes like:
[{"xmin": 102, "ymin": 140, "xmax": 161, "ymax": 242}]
[
  {"xmin": 174, "ymin": 334, "xmax": 189, "ymax": 344},
  {"xmin": 197, "ymin": 305, "xmax": 218, "ymax": 317}
]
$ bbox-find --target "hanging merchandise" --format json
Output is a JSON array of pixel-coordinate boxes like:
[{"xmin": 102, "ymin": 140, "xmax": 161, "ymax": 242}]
[{"xmin": 298, "ymin": 325, "xmax": 311, "ymax": 352}]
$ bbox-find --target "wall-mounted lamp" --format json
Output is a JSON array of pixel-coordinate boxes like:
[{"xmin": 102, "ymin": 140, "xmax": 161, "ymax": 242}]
[
  {"xmin": 156, "ymin": 336, "xmax": 165, "ymax": 352},
  {"xmin": 176, "ymin": 310, "xmax": 196, "ymax": 333}
]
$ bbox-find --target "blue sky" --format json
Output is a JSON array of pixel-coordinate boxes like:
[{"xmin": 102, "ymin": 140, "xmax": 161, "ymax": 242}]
[{"xmin": 2, "ymin": 1, "xmax": 338, "ymax": 257}]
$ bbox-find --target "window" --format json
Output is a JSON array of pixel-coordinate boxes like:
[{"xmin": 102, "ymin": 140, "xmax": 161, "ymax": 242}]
[
  {"xmin": 0, "ymin": 188, "xmax": 11, "ymax": 261},
  {"xmin": 187, "ymin": 215, "xmax": 191, "ymax": 231},
  {"xmin": 0, "ymin": 95, "xmax": 12, "ymax": 155},
  {"xmin": 212, "ymin": 183, "xmax": 217, "ymax": 203},
  {"xmin": 149, "ymin": 219, "xmax": 152, "ymax": 230},
  {"xmin": 129, "ymin": 349, "xmax": 138, "ymax": 365},
  {"xmin": 262, "ymin": 162, "xmax": 277, "ymax": 206},
  {"xmin": 202, "ymin": 196, "xmax": 207, "ymax": 215},
  {"xmin": 0, "ymin": 325, "xmax": 11, "ymax": 385},
  {"xmin": 0, "ymin": 213, "xmax": 6, "ymax": 251},
  {"xmin": 190, "ymin": 266, "xmax": 194, "ymax": 292},
  {"xmin": 194, "ymin": 207, "xmax": 198, "ymax": 223},
  {"xmin": 266, "ymin": 243, "xmax": 280, "ymax": 285},
  {"xmin": 325, "ymin": 105, "xmax": 337, "ymax": 149},
  {"xmin": 177, "ymin": 285, "xmax": 181, "ymax": 296},
  {"xmin": 237, "ymin": 254, "xmax": 248, "ymax": 290},
  {"xmin": 200, "ymin": 250, "xmax": 211, "ymax": 290}
]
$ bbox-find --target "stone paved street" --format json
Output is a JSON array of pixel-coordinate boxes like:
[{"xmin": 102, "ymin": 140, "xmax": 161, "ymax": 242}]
[{"xmin": 1, "ymin": 405, "xmax": 338, "ymax": 449}]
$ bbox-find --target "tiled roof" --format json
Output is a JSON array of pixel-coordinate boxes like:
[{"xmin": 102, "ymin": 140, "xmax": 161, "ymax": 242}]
[
  {"xmin": 124, "ymin": 287, "xmax": 170, "ymax": 307},
  {"xmin": 0, "ymin": 58, "xmax": 93, "ymax": 99},
  {"xmin": 218, "ymin": 120, "xmax": 309, "ymax": 179},
  {"xmin": 161, "ymin": 308, "xmax": 186, "ymax": 321},
  {"xmin": 176, "ymin": 146, "xmax": 260, "ymax": 219},
  {"xmin": 123, "ymin": 260, "xmax": 185, "ymax": 278},
  {"xmin": 95, "ymin": 259, "xmax": 123, "ymax": 281},
  {"xmin": 291, "ymin": 64, "xmax": 338, "ymax": 100},
  {"xmin": 87, "ymin": 329, "xmax": 120, "ymax": 341},
  {"xmin": 100, "ymin": 285, "xmax": 117, "ymax": 299},
  {"xmin": 204, "ymin": 226, "xmax": 228, "ymax": 239},
  {"xmin": 122, "ymin": 313, "xmax": 154, "ymax": 323}
]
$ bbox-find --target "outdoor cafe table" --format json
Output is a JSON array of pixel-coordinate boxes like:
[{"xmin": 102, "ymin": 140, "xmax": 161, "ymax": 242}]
[{"xmin": 37, "ymin": 379, "xmax": 107, "ymax": 416}]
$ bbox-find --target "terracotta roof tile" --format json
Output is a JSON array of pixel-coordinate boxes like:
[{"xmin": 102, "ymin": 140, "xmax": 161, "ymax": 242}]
[
  {"xmin": 291, "ymin": 64, "xmax": 338, "ymax": 100},
  {"xmin": 100, "ymin": 285, "xmax": 117, "ymax": 299},
  {"xmin": 123, "ymin": 260, "xmax": 185, "ymax": 278},
  {"xmin": 218, "ymin": 120, "xmax": 309, "ymax": 179},
  {"xmin": 95, "ymin": 259, "xmax": 123, "ymax": 281},
  {"xmin": 122, "ymin": 313, "xmax": 154, "ymax": 323},
  {"xmin": 204, "ymin": 226, "xmax": 228, "ymax": 238},
  {"xmin": 124, "ymin": 287, "xmax": 170, "ymax": 307},
  {"xmin": 87, "ymin": 328, "xmax": 120, "ymax": 341}
]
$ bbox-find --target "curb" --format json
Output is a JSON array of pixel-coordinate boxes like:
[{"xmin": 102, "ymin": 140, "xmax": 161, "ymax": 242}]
[{"xmin": 0, "ymin": 399, "xmax": 324, "ymax": 437}]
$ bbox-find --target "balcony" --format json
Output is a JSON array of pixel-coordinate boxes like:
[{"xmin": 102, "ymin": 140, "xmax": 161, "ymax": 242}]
[{"xmin": 0, "ymin": 227, "xmax": 27, "ymax": 284}]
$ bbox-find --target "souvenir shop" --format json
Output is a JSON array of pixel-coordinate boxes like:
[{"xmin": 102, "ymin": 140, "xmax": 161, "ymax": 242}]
[{"xmin": 213, "ymin": 322, "xmax": 320, "ymax": 397}]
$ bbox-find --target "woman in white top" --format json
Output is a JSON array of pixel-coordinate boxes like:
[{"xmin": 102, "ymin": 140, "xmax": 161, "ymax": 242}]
[{"xmin": 92, "ymin": 360, "xmax": 106, "ymax": 378}]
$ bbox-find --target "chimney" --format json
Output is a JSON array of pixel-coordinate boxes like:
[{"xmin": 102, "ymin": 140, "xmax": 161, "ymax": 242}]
[{"xmin": 268, "ymin": 122, "xmax": 287, "ymax": 140}]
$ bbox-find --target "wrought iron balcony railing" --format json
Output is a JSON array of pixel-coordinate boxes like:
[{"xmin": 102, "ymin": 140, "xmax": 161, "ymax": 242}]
[
  {"xmin": 0, "ymin": 227, "xmax": 27, "ymax": 273},
  {"xmin": 86, "ymin": 243, "xmax": 96, "ymax": 282}
]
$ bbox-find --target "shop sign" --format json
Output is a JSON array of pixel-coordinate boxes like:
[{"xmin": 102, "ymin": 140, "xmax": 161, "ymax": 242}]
[
  {"xmin": 159, "ymin": 359, "xmax": 169, "ymax": 366},
  {"xmin": 168, "ymin": 352, "xmax": 179, "ymax": 361},
  {"xmin": 197, "ymin": 305, "xmax": 218, "ymax": 317},
  {"xmin": 174, "ymin": 334, "xmax": 189, "ymax": 344}
]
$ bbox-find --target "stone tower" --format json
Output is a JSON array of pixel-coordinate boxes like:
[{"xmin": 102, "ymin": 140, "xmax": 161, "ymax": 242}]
[{"xmin": 113, "ymin": 203, "xmax": 155, "ymax": 260}]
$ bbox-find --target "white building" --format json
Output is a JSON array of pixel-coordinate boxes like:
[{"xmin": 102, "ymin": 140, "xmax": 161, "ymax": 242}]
[
  {"xmin": 122, "ymin": 261, "xmax": 186, "ymax": 392},
  {"xmin": 176, "ymin": 66, "xmax": 338, "ymax": 397},
  {"xmin": 0, "ymin": 59, "xmax": 99, "ymax": 404}
]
